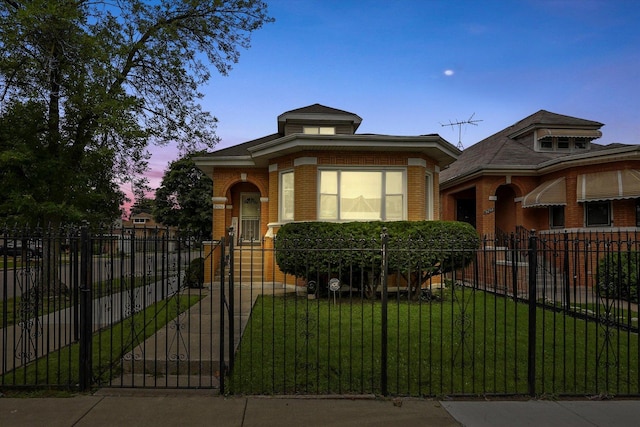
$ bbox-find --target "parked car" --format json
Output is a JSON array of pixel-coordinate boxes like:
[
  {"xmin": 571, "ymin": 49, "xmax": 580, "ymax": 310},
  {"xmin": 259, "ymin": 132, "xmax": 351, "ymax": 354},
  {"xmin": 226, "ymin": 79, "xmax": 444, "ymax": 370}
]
[{"xmin": 0, "ymin": 241, "xmax": 42, "ymax": 258}]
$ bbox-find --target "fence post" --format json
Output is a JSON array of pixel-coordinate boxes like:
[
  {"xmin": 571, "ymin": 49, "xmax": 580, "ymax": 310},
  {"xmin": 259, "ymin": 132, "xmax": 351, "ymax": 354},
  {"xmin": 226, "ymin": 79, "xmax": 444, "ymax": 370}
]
[
  {"xmin": 563, "ymin": 231, "xmax": 570, "ymax": 312},
  {"xmin": 71, "ymin": 229, "xmax": 80, "ymax": 342},
  {"xmin": 227, "ymin": 226, "xmax": 235, "ymax": 373},
  {"xmin": 380, "ymin": 227, "xmax": 389, "ymax": 396},
  {"xmin": 527, "ymin": 229, "xmax": 538, "ymax": 397},
  {"xmin": 219, "ymin": 236, "xmax": 226, "ymax": 394},
  {"xmin": 510, "ymin": 232, "xmax": 518, "ymax": 299},
  {"xmin": 79, "ymin": 226, "xmax": 93, "ymax": 391}
]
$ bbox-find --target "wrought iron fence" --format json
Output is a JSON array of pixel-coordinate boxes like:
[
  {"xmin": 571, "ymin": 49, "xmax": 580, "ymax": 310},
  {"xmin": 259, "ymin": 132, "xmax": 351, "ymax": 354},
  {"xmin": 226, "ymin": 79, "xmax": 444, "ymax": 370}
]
[
  {"xmin": 1, "ymin": 225, "xmax": 639, "ymax": 398},
  {"xmin": 226, "ymin": 228, "xmax": 640, "ymax": 397},
  {"xmin": 0, "ymin": 225, "xmax": 214, "ymax": 390}
]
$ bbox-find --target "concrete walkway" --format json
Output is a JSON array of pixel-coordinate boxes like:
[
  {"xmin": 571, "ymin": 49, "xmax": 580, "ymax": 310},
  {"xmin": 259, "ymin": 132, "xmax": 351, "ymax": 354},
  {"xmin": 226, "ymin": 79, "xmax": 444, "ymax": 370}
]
[{"xmin": 1, "ymin": 390, "xmax": 640, "ymax": 427}]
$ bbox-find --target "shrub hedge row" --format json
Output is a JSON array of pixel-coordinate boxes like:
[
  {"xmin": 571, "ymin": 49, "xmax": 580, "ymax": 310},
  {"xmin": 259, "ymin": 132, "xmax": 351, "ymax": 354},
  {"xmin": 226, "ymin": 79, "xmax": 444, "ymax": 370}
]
[{"xmin": 274, "ymin": 220, "xmax": 480, "ymax": 282}]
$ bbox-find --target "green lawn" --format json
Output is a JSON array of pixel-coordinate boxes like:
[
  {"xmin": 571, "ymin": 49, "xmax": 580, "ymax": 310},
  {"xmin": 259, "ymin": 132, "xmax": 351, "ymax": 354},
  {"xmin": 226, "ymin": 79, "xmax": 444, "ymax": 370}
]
[
  {"xmin": 229, "ymin": 289, "xmax": 640, "ymax": 397},
  {"xmin": 1, "ymin": 274, "xmax": 171, "ymax": 328},
  {"xmin": 1, "ymin": 293, "xmax": 202, "ymax": 388}
]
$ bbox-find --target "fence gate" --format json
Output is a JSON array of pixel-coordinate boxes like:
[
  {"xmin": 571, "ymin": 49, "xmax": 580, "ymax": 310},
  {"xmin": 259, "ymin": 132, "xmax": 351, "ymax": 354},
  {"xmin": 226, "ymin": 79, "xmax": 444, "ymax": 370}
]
[{"xmin": 0, "ymin": 227, "xmax": 231, "ymax": 391}]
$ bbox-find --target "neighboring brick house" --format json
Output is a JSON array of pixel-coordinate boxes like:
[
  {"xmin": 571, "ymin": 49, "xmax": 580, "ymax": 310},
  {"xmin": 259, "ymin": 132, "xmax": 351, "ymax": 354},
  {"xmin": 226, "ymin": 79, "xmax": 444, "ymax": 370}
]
[
  {"xmin": 194, "ymin": 104, "xmax": 460, "ymax": 280},
  {"xmin": 439, "ymin": 110, "xmax": 640, "ymax": 238},
  {"xmin": 115, "ymin": 212, "xmax": 177, "ymax": 253},
  {"xmin": 120, "ymin": 212, "xmax": 170, "ymax": 237}
]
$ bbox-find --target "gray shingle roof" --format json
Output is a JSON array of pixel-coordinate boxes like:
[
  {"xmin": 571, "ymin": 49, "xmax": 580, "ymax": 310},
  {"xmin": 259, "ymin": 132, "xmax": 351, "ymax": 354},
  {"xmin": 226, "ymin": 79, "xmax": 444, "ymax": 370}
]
[
  {"xmin": 199, "ymin": 133, "xmax": 281, "ymax": 157},
  {"xmin": 280, "ymin": 103, "xmax": 359, "ymax": 116},
  {"xmin": 439, "ymin": 110, "xmax": 609, "ymax": 183}
]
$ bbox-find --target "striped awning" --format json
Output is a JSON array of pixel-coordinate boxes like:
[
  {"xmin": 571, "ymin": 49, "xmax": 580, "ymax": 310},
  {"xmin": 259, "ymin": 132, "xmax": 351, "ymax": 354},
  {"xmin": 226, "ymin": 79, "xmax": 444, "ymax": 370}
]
[
  {"xmin": 577, "ymin": 170, "xmax": 640, "ymax": 202},
  {"xmin": 522, "ymin": 177, "xmax": 566, "ymax": 208},
  {"xmin": 537, "ymin": 128, "xmax": 602, "ymax": 140}
]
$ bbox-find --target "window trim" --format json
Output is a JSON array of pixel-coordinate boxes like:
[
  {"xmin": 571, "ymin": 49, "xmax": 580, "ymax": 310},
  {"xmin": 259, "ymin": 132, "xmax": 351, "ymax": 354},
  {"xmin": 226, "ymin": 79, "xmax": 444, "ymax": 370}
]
[{"xmin": 317, "ymin": 167, "xmax": 407, "ymax": 221}]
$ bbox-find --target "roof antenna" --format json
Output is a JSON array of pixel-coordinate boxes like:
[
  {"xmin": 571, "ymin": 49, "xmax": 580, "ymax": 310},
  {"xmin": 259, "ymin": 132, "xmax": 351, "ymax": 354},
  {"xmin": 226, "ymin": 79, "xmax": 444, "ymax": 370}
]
[{"xmin": 440, "ymin": 113, "xmax": 483, "ymax": 150}]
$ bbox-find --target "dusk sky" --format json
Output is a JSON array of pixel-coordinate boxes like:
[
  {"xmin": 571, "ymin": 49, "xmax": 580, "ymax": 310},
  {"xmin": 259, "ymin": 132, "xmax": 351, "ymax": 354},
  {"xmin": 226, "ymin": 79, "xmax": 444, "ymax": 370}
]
[{"xmin": 138, "ymin": 0, "xmax": 640, "ymax": 199}]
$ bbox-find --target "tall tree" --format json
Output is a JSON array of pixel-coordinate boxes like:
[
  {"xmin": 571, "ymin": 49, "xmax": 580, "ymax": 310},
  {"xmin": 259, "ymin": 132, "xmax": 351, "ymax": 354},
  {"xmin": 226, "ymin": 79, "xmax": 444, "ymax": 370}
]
[
  {"xmin": 0, "ymin": 0, "xmax": 273, "ymax": 226},
  {"xmin": 154, "ymin": 151, "xmax": 212, "ymax": 238},
  {"xmin": 130, "ymin": 197, "xmax": 156, "ymax": 217},
  {"xmin": 0, "ymin": 100, "xmax": 124, "ymax": 225}
]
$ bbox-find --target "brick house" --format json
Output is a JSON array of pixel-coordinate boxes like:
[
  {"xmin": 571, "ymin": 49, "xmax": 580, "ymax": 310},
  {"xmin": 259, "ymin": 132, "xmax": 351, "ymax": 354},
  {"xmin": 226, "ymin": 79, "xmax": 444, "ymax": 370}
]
[
  {"xmin": 440, "ymin": 110, "xmax": 640, "ymax": 237},
  {"xmin": 119, "ymin": 212, "xmax": 177, "ymax": 238},
  {"xmin": 440, "ymin": 110, "xmax": 640, "ymax": 291},
  {"xmin": 194, "ymin": 104, "xmax": 460, "ymax": 280},
  {"xmin": 114, "ymin": 212, "xmax": 178, "ymax": 253}
]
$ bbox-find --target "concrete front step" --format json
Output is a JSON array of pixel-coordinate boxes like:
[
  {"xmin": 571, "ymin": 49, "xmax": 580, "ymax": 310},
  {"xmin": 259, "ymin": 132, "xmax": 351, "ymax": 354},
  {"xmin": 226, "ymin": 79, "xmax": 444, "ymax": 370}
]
[{"xmin": 217, "ymin": 248, "xmax": 266, "ymax": 278}]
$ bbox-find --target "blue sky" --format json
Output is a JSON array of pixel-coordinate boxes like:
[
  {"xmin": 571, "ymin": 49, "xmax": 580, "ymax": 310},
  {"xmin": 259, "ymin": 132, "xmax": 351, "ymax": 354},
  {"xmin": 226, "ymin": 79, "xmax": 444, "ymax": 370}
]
[{"xmin": 145, "ymin": 0, "xmax": 640, "ymax": 190}]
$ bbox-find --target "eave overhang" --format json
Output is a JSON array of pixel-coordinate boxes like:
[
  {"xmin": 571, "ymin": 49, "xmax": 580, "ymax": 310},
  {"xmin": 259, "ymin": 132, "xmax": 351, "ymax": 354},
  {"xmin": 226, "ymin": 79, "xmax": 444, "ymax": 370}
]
[
  {"xmin": 195, "ymin": 134, "xmax": 461, "ymax": 175},
  {"xmin": 439, "ymin": 145, "xmax": 640, "ymax": 191},
  {"xmin": 193, "ymin": 155, "xmax": 255, "ymax": 176},
  {"xmin": 439, "ymin": 165, "xmax": 539, "ymax": 190}
]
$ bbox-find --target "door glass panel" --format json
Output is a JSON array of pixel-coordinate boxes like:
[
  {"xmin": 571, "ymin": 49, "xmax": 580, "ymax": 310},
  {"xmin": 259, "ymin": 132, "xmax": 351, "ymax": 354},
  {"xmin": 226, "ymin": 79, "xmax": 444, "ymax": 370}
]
[{"xmin": 241, "ymin": 193, "xmax": 260, "ymax": 241}]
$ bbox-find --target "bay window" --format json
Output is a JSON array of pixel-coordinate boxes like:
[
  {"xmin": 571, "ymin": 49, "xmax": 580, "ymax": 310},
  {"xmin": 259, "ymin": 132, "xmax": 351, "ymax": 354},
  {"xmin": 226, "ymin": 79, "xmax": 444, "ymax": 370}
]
[{"xmin": 319, "ymin": 169, "xmax": 405, "ymax": 221}]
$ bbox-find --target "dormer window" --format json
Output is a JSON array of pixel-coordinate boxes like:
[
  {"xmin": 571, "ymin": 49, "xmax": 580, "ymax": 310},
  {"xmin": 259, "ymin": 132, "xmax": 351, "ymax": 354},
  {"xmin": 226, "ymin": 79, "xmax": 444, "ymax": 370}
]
[
  {"xmin": 540, "ymin": 139, "xmax": 553, "ymax": 150},
  {"xmin": 303, "ymin": 126, "xmax": 335, "ymax": 135},
  {"xmin": 535, "ymin": 128, "xmax": 600, "ymax": 152},
  {"xmin": 537, "ymin": 136, "xmax": 592, "ymax": 152}
]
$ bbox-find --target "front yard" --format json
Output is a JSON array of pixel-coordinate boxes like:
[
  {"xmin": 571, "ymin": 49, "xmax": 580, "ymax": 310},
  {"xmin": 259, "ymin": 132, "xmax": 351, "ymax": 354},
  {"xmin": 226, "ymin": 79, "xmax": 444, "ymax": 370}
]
[{"xmin": 229, "ymin": 289, "xmax": 639, "ymax": 397}]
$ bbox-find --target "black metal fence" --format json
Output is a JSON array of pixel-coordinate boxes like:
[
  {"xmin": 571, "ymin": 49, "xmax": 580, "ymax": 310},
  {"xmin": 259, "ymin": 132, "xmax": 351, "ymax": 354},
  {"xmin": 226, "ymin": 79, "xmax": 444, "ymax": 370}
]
[
  {"xmin": 0, "ymin": 225, "xmax": 215, "ymax": 390},
  {"xmin": 1, "ymin": 225, "xmax": 639, "ymax": 397}
]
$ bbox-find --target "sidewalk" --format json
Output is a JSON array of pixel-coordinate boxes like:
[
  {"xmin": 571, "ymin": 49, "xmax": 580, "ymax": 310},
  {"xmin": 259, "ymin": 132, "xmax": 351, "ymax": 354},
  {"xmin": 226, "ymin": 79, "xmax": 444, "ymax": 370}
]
[{"xmin": 1, "ymin": 390, "xmax": 640, "ymax": 427}]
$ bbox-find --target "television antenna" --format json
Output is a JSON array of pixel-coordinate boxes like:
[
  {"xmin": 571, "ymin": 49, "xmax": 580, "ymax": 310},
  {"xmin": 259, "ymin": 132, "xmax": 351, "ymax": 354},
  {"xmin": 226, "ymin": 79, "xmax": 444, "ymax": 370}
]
[{"xmin": 440, "ymin": 113, "xmax": 483, "ymax": 150}]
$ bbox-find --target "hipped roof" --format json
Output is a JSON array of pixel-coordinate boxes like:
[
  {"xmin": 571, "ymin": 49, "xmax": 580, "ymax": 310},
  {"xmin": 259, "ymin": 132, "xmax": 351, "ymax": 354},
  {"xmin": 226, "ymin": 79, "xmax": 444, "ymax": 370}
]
[{"xmin": 439, "ymin": 110, "xmax": 612, "ymax": 187}]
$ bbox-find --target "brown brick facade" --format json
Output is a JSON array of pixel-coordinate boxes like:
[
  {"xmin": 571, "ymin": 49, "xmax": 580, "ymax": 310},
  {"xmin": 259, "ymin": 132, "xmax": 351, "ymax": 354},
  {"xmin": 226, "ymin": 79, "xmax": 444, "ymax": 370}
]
[
  {"xmin": 204, "ymin": 152, "xmax": 444, "ymax": 283},
  {"xmin": 442, "ymin": 159, "xmax": 640, "ymax": 238}
]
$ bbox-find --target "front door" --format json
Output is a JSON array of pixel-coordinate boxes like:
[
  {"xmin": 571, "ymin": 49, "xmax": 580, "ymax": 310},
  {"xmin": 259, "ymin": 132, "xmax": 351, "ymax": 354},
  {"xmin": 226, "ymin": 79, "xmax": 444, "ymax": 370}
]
[
  {"xmin": 240, "ymin": 193, "xmax": 261, "ymax": 243},
  {"xmin": 456, "ymin": 198, "xmax": 476, "ymax": 228}
]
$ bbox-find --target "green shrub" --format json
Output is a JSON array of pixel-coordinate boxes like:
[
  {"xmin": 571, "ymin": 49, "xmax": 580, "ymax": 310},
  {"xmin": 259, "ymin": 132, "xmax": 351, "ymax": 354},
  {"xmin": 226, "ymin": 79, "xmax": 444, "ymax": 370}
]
[
  {"xmin": 275, "ymin": 221, "xmax": 480, "ymax": 294},
  {"xmin": 185, "ymin": 257, "xmax": 205, "ymax": 288},
  {"xmin": 597, "ymin": 251, "xmax": 639, "ymax": 303}
]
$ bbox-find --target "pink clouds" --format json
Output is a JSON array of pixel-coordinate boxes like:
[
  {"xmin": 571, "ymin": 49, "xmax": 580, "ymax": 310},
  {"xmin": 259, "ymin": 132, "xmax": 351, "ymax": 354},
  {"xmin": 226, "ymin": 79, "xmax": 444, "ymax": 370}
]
[{"xmin": 120, "ymin": 143, "xmax": 176, "ymax": 217}]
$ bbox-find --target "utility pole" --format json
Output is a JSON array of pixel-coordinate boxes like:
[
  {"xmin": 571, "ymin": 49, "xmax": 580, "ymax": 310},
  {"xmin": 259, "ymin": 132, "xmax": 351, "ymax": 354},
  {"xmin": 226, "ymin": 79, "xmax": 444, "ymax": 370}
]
[{"xmin": 440, "ymin": 113, "xmax": 482, "ymax": 150}]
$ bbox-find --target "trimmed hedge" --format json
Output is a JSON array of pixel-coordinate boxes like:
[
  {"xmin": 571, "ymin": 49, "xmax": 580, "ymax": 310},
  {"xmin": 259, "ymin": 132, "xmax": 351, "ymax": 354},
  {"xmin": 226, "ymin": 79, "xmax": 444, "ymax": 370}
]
[{"xmin": 275, "ymin": 221, "xmax": 480, "ymax": 288}]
